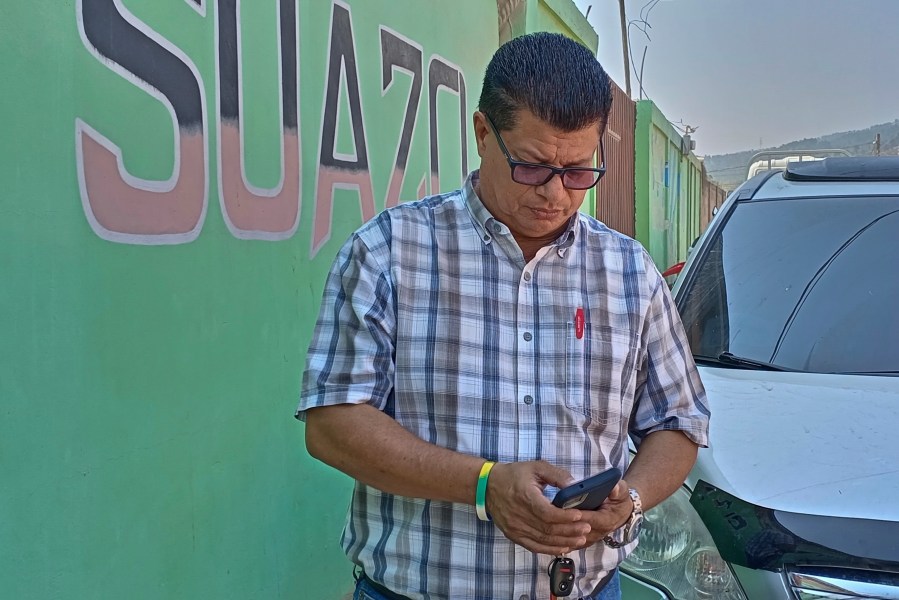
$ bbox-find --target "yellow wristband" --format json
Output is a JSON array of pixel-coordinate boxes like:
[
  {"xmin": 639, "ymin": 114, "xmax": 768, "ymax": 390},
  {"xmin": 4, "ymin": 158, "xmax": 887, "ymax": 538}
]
[{"xmin": 475, "ymin": 461, "xmax": 496, "ymax": 521}]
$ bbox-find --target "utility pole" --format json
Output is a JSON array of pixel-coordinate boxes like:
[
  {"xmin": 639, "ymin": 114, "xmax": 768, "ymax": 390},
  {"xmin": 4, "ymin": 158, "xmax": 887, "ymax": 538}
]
[
  {"xmin": 618, "ymin": 0, "xmax": 632, "ymax": 97},
  {"xmin": 874, "ymin": 133, "xmax": 881, "ymax": 156}
]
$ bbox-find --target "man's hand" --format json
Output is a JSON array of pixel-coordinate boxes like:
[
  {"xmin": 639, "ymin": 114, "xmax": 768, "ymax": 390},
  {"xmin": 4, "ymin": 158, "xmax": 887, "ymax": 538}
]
[
  {"xmin": 485, "ymin": 461, "xmax": 591, "ymax": 555},
  {"xmin": 572, "ymin": 480, "xmax": 634, "ymax": 550}
]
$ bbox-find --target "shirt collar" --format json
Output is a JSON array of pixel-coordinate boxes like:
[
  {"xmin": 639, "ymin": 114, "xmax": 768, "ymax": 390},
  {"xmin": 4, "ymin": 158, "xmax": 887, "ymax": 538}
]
[
  {"xmin": 463, "ymin": 171, "xmax": 495, "ymax": 244},
  {"xmin": 464, "ymin": 170, "xmax": 580, "ymax": 250}
]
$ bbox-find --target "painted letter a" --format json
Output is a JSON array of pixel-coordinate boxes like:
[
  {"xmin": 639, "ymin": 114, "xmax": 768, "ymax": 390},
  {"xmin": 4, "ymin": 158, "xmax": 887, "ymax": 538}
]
[{"xmin": 312, "ymin": 1, "xmax": 376, "ymax": 257}]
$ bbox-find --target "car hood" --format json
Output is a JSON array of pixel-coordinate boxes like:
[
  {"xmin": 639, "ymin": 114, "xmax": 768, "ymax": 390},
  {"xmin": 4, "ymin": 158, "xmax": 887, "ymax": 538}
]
[{"xmin": 690, "ymin": 366, "xmax": 899, "ymax": 522}]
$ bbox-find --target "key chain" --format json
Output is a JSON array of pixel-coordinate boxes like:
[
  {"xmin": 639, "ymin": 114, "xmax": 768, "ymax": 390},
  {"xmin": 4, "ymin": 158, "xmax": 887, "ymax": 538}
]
[{"xmin": 548, "ymin": 555, "xmax": 575, "ymax": 598}]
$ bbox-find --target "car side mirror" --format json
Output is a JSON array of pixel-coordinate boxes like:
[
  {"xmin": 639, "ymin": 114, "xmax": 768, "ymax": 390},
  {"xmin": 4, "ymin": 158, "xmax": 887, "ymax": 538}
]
[{"xmin": 661, "ymin": 262, "xmax": 686, "ymax": 287}]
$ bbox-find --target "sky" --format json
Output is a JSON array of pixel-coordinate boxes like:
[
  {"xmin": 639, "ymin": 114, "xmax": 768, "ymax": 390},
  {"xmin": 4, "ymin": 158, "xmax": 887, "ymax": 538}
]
[{"xmin": 572, "ymin": 0, "xmax": 899, "ymax": 156}]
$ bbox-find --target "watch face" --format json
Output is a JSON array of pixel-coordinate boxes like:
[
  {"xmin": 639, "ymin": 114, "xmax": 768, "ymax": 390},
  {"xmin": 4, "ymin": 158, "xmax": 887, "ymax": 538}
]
[{"xmin": 626, "ymin": 515, "xmax": 644, "ymax": 542}]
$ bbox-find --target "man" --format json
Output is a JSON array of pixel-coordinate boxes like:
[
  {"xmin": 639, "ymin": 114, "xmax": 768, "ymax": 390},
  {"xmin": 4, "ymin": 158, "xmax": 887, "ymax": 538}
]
[{"xmin": 297, "ymin": 32, "xmax": 709, "ymax": 600}]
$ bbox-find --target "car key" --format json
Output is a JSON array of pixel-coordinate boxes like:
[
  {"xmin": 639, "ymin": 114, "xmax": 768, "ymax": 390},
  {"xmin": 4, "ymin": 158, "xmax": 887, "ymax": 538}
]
[{"xmin": 548, "ymin": 555, "xmax": 575, "ymax": 597}]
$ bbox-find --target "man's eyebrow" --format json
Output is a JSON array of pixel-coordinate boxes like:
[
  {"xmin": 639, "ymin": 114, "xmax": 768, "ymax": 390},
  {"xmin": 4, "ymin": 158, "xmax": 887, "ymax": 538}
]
[
  {"xmin": 532, "ymin": 154, "xmax": 597, "ymax": 168},
  {"xmin": 514, "ymin": 147, "xmax": 595, "ymax": 167},
  {"xmin": 503, "ymin": 141, "xmax": 546, "ymax": 164}
]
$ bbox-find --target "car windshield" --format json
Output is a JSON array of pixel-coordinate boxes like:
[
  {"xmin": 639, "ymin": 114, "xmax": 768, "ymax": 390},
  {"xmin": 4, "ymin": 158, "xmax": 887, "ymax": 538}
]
[{"xmin": 678, "ymin": 195, "xmax": 899, "ymax": 375}]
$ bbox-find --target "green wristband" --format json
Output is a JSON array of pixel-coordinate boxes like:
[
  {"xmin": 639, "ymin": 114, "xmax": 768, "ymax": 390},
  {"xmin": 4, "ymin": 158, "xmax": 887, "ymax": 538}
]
[{"xmin": 475, "ymin": 461, "xmax": 496, "ymax": 521}]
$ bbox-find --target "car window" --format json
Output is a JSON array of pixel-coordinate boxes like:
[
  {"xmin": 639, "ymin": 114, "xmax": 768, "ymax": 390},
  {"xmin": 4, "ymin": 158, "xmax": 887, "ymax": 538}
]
[{"xmin": 678, "ymin": 195, "xmax": 899, "ymax": 374}]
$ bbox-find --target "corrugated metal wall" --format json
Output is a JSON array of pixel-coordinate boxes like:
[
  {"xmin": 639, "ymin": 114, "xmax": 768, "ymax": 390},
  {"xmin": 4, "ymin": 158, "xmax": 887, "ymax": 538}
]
[
  {"xmin": 700, "ymin": 162, "xmax": 728, "ymax": 231},
  {"xmin": 595, "ymin": 81, "xmax": 636, "ymax": 237}
]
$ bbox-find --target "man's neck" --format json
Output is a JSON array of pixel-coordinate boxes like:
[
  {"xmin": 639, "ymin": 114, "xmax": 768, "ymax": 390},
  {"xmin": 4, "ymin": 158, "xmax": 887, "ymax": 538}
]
[{"xmin": 518, "ymin": 236, "xmax": 556, "ymax": 262}]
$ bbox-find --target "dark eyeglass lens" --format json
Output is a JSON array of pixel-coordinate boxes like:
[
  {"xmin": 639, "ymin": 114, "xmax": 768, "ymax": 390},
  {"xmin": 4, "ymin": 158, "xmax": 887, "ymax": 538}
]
[
  {"xmin": 512, "ymin": 164, "xmax": 554, "ymax": 185},
  {"xmin": 563, "ymin": 169, "xmax": 600, "ymax": 189}
]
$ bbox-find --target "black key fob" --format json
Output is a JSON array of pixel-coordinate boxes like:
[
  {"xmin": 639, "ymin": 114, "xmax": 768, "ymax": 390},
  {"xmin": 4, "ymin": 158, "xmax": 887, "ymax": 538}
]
[{"xmin": 548, "ymin": 556, "xmax": 575, "ymax": 597}]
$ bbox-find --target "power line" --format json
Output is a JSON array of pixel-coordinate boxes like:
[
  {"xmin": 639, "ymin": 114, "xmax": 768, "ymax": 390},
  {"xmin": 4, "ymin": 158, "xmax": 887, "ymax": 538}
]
[
  {"xmin": 627, "ymin": 0, "xmax": 662, "ymax": 100},
  {"xmin": 626, "ymin": 2, "xmax": 701, "ymax": 141},
  {"xmin": 640, "ymin": 0, "xmax": 662, "ymax": 23},
  {"xmin": 705, "ymin": 165, "xmax": 749, "ymax": 175}
]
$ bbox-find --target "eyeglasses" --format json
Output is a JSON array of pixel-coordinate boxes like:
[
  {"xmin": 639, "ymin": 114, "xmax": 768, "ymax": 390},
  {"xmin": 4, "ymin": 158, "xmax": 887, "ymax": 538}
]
[{"xmin": 485, "ymin": 114, "xmax": 606, "ymax": 190}]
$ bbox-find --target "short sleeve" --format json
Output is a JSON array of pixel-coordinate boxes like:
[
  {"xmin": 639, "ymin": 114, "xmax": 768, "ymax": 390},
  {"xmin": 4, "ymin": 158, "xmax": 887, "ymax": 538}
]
[
  {"xmin": 630, "ymin": 252, "xmax": 710, "ymax": 447},
  {"xmin": 296, "ymin": 220, "xmax": 396, "ymax": 421}
]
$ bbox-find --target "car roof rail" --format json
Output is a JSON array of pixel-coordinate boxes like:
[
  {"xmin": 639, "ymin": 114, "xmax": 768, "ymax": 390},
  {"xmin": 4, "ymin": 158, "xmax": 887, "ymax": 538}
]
[
  {"xmin": 745, "ymin": 149, "xmax": 851, "ymax": 180},
  {"xmin": 784, "ymin": 156, "xmax": 899, "ymax": 182}
]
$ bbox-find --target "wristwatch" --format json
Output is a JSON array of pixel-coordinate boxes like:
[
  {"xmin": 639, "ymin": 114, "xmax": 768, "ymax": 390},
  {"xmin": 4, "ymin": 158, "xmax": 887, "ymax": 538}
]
[{"xmin": 603, "ymin": 488, "xmax": 643, "ymax": 548}]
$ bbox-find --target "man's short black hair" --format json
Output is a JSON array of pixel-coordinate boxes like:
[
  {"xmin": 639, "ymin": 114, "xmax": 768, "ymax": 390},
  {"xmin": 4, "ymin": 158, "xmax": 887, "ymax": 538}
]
[{"xmin": 478, "ymin": 32, "xmax": 612, "ymax": 133}]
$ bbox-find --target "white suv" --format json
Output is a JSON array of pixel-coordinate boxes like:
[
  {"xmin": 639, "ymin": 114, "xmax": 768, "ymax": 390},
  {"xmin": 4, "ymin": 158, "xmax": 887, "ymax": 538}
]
[{"xmin": 619, "ymin": 157, "xmax": 899, "ymax": 600}]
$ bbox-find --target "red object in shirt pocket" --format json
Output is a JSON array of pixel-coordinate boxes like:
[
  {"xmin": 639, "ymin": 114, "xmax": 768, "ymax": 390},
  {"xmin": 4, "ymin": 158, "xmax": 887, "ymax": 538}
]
[{"xmin": 575, "ymin": 307, "xmax": 584, "ymax": 340}]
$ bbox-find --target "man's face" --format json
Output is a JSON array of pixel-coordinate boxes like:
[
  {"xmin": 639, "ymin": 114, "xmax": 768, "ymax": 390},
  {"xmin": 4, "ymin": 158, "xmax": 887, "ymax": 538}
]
[{"xmin": 474, "ymin": 108, "xmax": 602, "ymax": 246}]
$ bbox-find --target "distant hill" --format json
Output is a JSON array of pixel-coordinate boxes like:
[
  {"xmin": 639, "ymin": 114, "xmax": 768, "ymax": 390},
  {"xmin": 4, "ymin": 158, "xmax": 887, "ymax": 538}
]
[{"xmin": 703, "ymin": 119, "xmax": 899, "ymax": 190}]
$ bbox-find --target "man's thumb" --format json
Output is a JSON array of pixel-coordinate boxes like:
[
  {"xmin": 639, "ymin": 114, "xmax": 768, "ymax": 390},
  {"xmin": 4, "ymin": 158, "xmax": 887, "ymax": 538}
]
[
  {"xmin": 535, "ymin": 461, "xmax": 575, "ymax": 489},
  {"xmin": 608, "ymin": 480, "xmax": 629, "ymax": 500}
]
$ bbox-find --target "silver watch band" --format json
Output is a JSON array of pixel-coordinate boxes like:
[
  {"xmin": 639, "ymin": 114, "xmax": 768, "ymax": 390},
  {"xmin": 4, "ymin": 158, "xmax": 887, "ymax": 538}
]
[{"xmin": 603, "ymin": 488, "xmax": 642, "ymax": 548}]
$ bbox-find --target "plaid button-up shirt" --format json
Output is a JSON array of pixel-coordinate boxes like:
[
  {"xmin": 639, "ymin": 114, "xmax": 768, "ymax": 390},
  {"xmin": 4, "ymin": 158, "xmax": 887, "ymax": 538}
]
[{"xmin": 297, "ymin": 172, "xmax": 709, "ymax": 600}]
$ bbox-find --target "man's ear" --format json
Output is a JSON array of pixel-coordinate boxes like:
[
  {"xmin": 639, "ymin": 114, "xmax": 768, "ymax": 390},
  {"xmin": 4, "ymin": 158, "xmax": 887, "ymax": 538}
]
[{"xmin": 473, "ymin": 111, "xmax": 490, "ymax": 158}]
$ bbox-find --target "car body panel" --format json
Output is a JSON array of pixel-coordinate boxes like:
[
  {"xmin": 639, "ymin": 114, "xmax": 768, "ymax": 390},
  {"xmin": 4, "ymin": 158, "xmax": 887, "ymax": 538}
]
[
  {"xmin": 620, "ymin": 573, "xmax": 669, "ymax": 599},
  {"xmin": 689, "ymin": 366, "xmax": 899, "ymax": 522}
]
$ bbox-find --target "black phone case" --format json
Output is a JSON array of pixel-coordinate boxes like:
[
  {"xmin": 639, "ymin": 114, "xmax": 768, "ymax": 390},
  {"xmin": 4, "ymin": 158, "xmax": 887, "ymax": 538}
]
[{"xmin": 551, "ymin": 467, "xmax": 622, "ymax": 510}]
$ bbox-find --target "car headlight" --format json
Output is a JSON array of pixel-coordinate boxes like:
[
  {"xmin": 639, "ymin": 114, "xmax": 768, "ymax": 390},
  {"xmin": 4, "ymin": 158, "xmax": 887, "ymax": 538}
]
[{"xmin": 622, "ymin": 485, "xmax": 747, "ymax": 599}]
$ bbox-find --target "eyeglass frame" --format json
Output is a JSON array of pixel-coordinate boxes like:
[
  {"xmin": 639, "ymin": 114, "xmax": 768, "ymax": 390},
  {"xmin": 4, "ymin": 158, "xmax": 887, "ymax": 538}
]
[{"xmin": 483, "ymin": 113, "xmax": 607, "ymax": 190}]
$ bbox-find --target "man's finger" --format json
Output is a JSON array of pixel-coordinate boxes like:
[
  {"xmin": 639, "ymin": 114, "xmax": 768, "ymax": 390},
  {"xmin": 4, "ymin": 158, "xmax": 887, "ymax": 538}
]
[
  {"xmin": 529, "ymin": 518, "xmax": 591, "ymax": 541},
  {"xmin": 517, "ymin": 538, "xmax": 572, "ymax": 556},
  {"xmin": 499, "ymin": 514, "xmax": 589, "ymax": 547},
  {"xmin": 532, "ymin": 502, "xmax": 585, "ymax": 524},
  {"xmin": 510, "ymin": 531, "xmax": 585, "ymax": 556}
]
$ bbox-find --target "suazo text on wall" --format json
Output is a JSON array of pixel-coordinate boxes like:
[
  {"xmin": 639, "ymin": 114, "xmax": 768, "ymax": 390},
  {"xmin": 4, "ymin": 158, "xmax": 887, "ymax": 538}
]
[{"xmin": 0, "ymin": 1, "xmax": 494, "ymax": 598}]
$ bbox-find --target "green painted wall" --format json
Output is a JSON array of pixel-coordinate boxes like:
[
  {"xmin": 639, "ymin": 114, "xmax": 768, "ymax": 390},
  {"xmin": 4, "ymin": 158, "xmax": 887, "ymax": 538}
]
[
  {"xmin": 530, "ymin": 0, "xmax": 598, "ymax": 51},
  {"xmin": 2, "ymin": 1, "xmax": 605, "ymax": 598},
  {"xmin": 0, "ymin": 1, "xmax": 494, "ymax": 598},
  {"xmin": 634, "ymin": 99, "xmax": 703, "ymax": 270}
]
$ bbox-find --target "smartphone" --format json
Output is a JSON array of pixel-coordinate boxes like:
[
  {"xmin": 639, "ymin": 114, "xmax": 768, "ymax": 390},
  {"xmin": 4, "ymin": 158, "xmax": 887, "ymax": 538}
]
[{"xmin": 551, "ymin": 467, "xmax": 622, "ymax": 510}]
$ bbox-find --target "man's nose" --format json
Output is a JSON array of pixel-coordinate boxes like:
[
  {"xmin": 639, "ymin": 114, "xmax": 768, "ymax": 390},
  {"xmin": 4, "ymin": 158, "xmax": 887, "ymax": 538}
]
[{"xmin": 537, "ymin": 172, "xmax": 567, "ymax": 201}]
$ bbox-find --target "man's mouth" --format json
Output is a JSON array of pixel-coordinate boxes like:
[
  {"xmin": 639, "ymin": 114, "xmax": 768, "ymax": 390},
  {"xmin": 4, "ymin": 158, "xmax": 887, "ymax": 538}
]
[{"xmin": 529, "ymin": 207, "xmax": 562, "ymax": 219}]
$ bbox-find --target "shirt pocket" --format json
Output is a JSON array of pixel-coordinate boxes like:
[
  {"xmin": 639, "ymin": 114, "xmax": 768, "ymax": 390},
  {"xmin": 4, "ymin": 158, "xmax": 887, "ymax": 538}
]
[{"xmin": 564, "ymin": 322, "xmax": 639, "ymax": 426}]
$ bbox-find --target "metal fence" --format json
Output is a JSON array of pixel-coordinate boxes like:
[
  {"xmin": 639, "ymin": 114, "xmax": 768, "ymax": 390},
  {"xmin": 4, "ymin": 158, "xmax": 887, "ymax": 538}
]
[
  {"xmin": 700, "ymin": 162, "xmax": 728, "ymax": 231},
  {"xmin": 595, "ymin": 80, "xmax": 636, "ymax": 238}
]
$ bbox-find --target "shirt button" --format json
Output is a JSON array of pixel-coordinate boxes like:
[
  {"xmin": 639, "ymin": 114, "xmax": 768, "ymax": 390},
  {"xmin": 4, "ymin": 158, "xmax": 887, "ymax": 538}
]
[
  {"xmin": 483, "ymin": 234, "xmax": 491, "ymax": 242},
  {"xmin": 523, "ymin": 395, "xmax": 534, "ymax": 405},
  {"xmin": 523, "ymin": 271, "xmax": 532, "ymax": 282},
  {"xmin": 519, "ymin": 595, "xmax": 530, "ymax": 600},
  {"xmin": 523, "ymin": 332, "xmax": 532, "ymax": 342},
  {"xmin": 493, "ymin": 223, "xmax": 502, "ymax": 233}
]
